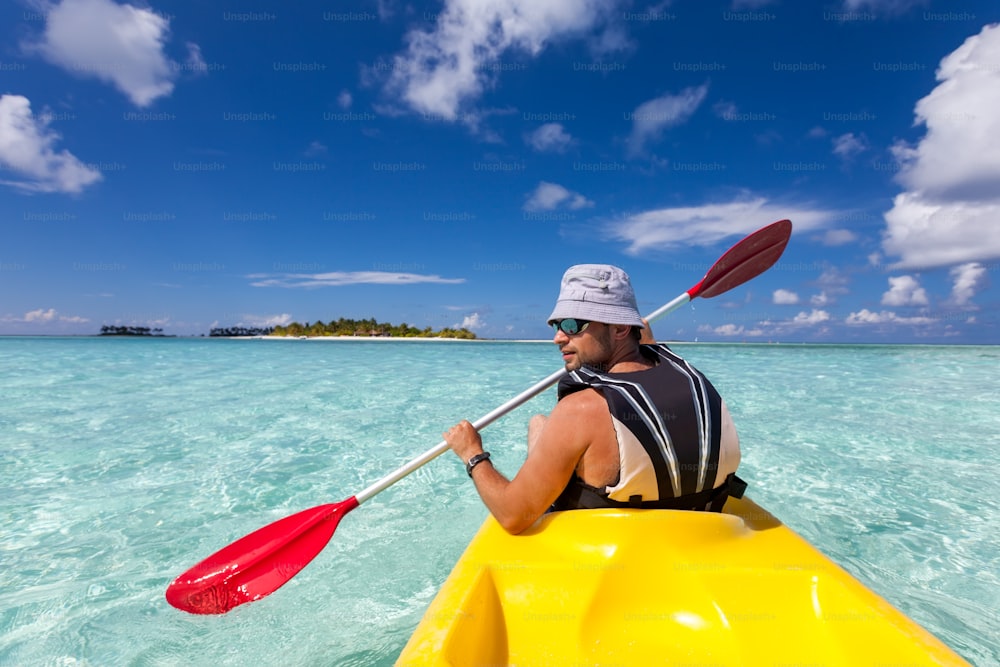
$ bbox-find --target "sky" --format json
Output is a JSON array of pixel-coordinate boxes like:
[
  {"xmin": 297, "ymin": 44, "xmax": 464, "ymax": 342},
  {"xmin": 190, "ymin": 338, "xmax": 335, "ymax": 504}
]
[{"xmin": 2, "ymin": 0, "xmax": 999, "ymax": 342}]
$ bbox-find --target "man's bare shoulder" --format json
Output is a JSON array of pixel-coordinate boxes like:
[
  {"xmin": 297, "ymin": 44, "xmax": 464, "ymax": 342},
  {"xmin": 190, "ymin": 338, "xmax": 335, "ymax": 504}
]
[
  {"xmin": 550, "ymin": 386, "xmax": 607, "ymax": 420},
  {"xmin": 529, "ymin": 387, "xmax": 608, "ymax": 460},
  {"xmin": 538, "ymin": 387, "xmax": 614, "ymax": 472}
]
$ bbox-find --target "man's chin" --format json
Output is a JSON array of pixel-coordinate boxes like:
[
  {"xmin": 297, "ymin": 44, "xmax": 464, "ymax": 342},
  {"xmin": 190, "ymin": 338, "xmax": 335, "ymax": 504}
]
[{"xmin": 563, "ymin": 358, "xmax": 583, "ymax": 372}]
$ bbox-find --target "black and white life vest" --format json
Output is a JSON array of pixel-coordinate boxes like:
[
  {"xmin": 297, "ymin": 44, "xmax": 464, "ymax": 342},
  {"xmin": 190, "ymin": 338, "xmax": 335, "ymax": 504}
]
[{"xmin": 552, "ymin": 344, "xmax": 743, "ymax": 511}]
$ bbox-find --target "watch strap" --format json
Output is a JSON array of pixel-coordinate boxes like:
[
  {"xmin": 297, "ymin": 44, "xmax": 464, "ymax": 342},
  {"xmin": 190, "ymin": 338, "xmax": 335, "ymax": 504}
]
[{"xmin": 466, "ymin": 451, "xmax": 492, "ymax": 477}]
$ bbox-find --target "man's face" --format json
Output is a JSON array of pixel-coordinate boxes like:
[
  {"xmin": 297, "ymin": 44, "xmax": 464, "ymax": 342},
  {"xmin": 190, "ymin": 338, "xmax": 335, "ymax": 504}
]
[{"xmin": 553, "ymin": 321, "xmax": 613, "ymax": 372}]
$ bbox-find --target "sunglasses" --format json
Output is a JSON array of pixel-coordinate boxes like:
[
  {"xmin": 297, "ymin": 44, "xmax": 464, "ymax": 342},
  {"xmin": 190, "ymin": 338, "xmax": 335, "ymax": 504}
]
[{"xmin": 550, "ymin": 318, "xmax": 591, "ymax": 335}]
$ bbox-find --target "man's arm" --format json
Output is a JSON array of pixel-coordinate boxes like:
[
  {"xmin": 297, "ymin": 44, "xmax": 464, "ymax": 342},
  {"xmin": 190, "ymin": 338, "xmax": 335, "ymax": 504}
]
[{"xmin": 444, "ymin": 389, "xmax": 609, "ymax": 534}]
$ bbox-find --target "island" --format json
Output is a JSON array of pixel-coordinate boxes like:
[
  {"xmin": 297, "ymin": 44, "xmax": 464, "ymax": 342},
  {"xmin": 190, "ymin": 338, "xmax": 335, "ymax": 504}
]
[
  {"xmin": 215, "ymin": 318, "xmax": 477, "ymax": 339},
  {"xmin": 99, "ymin": 325, "xmax": 171, "ymax": 337},
  {"xmin": 95, "ymin": 318, "xmax": 477, "ymax": 339}
]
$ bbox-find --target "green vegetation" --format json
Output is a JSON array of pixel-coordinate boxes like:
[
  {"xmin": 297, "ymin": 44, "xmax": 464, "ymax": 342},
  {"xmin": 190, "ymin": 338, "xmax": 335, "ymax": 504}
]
[
  {"xmin": 100, "ymin": 325, "xmax": 168, "ymax": 336},
  {"xmin": 209, "ymin": 326, "xmax": 275, "ymax": 337},
  {"xmin": 269, "ymin": 317, "xmax": 477, "ymax": 339}
]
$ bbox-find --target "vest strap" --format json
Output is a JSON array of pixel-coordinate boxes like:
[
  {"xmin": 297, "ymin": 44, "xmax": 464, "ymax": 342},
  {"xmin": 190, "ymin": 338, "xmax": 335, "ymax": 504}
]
[{"xmin": 552, "ymin": 474, "xmax": 748, "ymax": 513}]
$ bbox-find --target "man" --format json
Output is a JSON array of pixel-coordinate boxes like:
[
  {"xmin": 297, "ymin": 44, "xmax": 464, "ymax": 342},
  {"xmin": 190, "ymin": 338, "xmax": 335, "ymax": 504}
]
[{"xmin": 444, "ymin": 264, "xmax": 744, "ymax": 534}]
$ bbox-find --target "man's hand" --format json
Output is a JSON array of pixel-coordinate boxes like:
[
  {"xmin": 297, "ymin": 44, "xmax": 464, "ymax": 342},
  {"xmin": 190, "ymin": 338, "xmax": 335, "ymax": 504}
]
[
  {"xmin": 442, "ymin": 391, "xmax": 605, "ymax": 534},
  {"xmin": 639, "ymin": 318, "xmax": 656, "ymax": 344},
  {"xmin": 443, "ymin": 420, "xmax": 483, "ymax": 462}
]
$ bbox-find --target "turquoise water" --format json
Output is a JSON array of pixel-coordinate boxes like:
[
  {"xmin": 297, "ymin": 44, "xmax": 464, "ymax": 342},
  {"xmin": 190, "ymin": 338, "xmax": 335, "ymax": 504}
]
[{"xmin": 1, "ymin": 338, "xmax": 997, "ymax": 666}]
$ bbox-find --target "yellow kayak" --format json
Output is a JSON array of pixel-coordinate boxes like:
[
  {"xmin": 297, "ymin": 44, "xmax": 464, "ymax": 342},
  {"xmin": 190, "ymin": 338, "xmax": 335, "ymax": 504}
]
[{"xmin": 397, "ymin": 496, "xmax": 969, "ymax": 666}]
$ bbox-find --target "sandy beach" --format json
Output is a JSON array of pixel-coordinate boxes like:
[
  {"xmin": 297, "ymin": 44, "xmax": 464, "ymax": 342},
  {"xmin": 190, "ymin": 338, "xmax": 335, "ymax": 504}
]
[{"xmin": 256, "ymin": 335, "xmax": 549, "ymax": 343}]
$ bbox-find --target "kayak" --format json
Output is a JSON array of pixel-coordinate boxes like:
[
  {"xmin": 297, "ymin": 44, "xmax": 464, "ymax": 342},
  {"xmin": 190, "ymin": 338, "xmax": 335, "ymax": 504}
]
[{"xmin": 396, "ymin": 496, "xmax": 969, "ymax": 666}]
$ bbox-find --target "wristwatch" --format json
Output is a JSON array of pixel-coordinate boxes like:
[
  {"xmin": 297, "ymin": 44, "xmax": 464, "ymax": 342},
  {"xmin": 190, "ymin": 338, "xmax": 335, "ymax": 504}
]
[{"xmin": 466, "ymin": 451, "xmax": 492, "ymax": 477}]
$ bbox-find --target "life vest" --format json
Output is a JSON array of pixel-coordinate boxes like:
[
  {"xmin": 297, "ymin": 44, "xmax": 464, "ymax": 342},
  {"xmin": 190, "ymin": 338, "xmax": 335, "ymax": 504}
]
[{"xmin": 551, "ymin": 344, "xmax": 744, "ymax": 512}]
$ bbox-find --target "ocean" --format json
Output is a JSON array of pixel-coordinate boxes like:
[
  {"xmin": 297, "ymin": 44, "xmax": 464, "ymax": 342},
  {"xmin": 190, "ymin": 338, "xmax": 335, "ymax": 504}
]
[{"xmin": 1, "ymin": 337, "xmax": 997, "ymax": 666}]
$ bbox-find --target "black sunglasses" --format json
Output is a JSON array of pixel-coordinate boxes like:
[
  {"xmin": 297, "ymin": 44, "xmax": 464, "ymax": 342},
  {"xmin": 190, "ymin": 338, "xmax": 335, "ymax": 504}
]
[{"xmin": 550, "ymin": 318, "xmax": 591, "ymax": 335}]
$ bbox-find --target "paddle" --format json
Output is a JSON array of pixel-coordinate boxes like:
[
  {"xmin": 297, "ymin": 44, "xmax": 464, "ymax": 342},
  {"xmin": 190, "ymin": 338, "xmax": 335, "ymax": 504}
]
[{"xmin": 165, "ymin": 218, "xmax": 792, "ymax": 615}]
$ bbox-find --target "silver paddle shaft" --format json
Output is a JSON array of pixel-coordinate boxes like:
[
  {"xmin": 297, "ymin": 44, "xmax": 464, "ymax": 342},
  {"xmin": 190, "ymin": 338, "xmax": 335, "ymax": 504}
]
[{"xmin": 353, "ymin": 293, "xmax": 693, "ymax": 505}]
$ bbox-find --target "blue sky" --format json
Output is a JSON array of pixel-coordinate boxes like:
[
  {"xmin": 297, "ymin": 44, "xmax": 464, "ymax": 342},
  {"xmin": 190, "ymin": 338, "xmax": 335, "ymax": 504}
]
[{"xmin": 2, "ymin": 0, "xmax": 999, "ymax": 342}]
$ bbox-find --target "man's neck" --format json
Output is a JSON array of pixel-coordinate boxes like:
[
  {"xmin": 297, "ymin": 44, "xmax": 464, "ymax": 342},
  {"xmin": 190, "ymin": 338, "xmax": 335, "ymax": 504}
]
[{"xmin": 605, "ymin": 341, "xmax": 654, "ymax": 374}]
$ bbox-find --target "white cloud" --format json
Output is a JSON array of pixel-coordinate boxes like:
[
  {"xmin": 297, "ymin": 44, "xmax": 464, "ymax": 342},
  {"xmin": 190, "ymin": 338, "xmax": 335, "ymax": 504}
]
[
  {"xmin": 811, "ymin": 291, "xmax": 830, "ymax": 306},
  {"xmin": 31, "ymin": 0, "xmax": 181, "ymax": 107},
  {"xmin": 713, "ymin": 324, "xmax": 743, "ymax": 336},
  {"xmin": 948, "ymin": 262, "xmax": 987, "ymax": 305},
  {"xmin": 832, "ymin": 132, "xmax": 868, "ymax": 160},
  {"xmin": 792, "ymin": 309, "xmax": 831, "ymax": 325},
  {"xmin": 626, "ymin": 84, "xmax": 708, "ymax": 157},
  {"xmin": 881, "ymin": 275, "xmax": 929, "ymax": 306},
  {"xmin": 699, "ymin": 323, "xmax": 766, "ymax": 337},
  {"xmin": 712, "ymin": 100, "xmax": 739, "ymax": 120},
  {"xmin": 524, "ymin": 181, "xmax": 593, "ymax": 212},
  {"xmin": 304, "ymin": 141, "xmax": 328, "ymax": 157},
  {"xmin": 841, "ymin": 0, "xmax": 925, "ymax": 13},
  {"xmin": 846, "ymin": 309, "xmax": 891, "ymax": 325},
  {"xmin": 883, "ymin": 195, "xmax": 1000, "ymax": 269},
  {"xmin": 183, "ymin": 42, "xmax": 207, "ymax": 76},
  {"xmin": 248, "ymin": 271, "xmax": 465, "ymax": 288},
  {"xmin": 773, "ymin": 289, "xmax": 800, "ymax": 305},
  {"xmin": 883, "ymin": 24, "xmax": 1000, "ymax": 269},
  {"xmin": 373, "ymin": 0, "xmax": 396, "ymax": 20},
  {"xmin": 384, "ymin": 0, "xmax": 623, "ymax": 121},
  {"xmin": 815, "ymin": 266, "xmax": 850, "ymax": 295},
  {"xmin": 338, "ymin": 90, "xmax": 353, "ymax": 109},
  {"xmin": 4, "ymin": 308, "xmax": 90, "ymax": 324},
  {"xmin": 0, "ymin": 94, "xmax": 102, "ymax": 194},
  {"xmin": 239, "ymin": 313, "xmax": 294, "ymax": 327},
  {"xmin": 607, "ymin": 196, "xmax": 834, "ymax": 254},
  {"xmin": 845, "ymin": 309, "xmax": 936, "ymax": 326},
  {"xmin": 459, "ymin": 312, "xmax": 484, "ymax": 329},
  {"xmin": 752, "ymin": 309, "xmax": 832, "ymax": 337},
  {"xmin": 25, "ymin": 308, "xmax": 57, "ymax": 323},
  {"xmin": 525, "ymin": 123, "xmax": 574, "ymax": 153},
  {"xmin": 821, "ymin": 228, "xmax": 858, "ymax": 246}
]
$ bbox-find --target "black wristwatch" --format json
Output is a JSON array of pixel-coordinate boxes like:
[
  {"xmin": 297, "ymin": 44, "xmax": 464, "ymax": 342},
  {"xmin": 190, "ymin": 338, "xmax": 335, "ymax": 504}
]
[{"xmin": 466, "ymin": 451, "xmax": 492, "ymax": 477}]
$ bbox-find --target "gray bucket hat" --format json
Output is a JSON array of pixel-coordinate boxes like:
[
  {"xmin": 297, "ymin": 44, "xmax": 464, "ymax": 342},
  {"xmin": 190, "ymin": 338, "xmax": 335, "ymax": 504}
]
[{"xmin": 547, "ymin": 264, "xmax": 644, "ymax": 327}]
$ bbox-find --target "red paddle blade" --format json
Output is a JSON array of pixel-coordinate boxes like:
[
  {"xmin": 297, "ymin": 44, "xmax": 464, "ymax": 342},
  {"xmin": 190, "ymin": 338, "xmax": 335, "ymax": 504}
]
[
  {"xmin": 165, "ymin": 496, "xmax": 359, "ymax": 614},
  {"xmin": 691, "ymin": 219, "xmax": 792, "ymax": 299}
]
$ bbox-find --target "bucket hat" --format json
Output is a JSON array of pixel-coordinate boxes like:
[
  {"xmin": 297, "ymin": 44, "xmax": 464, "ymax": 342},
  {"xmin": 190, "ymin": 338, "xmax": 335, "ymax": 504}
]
[{"xmin": 547, "ymin": 264, "xmax": 644, "ymax": 327}]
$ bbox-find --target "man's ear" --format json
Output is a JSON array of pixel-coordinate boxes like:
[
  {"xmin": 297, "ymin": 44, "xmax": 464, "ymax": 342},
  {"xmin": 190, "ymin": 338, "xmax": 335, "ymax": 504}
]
[{"xmin": 610, "ymin": 324, "xmax": 633, "ymax": 341}]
